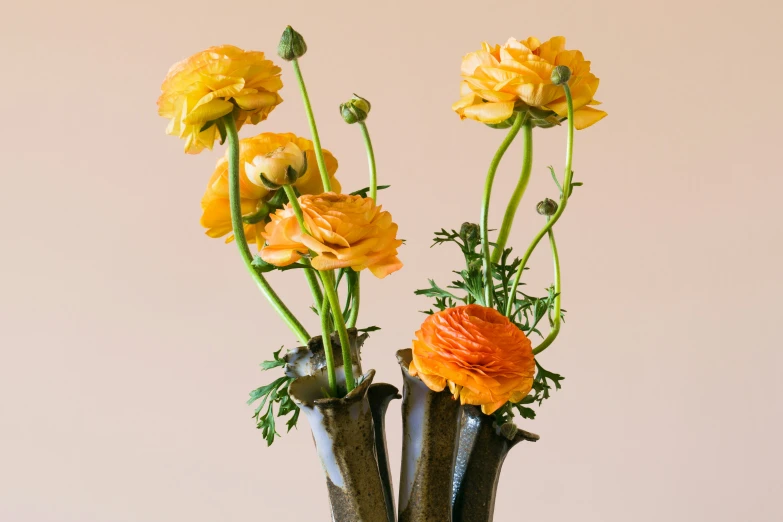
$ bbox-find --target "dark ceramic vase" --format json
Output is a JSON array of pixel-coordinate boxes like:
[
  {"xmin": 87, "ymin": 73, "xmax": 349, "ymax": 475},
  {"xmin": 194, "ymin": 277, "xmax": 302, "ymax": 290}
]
[
  {"xmin": 396, "ymin": 349, "xmax": 462, "ymax": 522},
  {"xmin": 452, "ymin": 405, "xmax": 539, "ymax": 522},
  {"xmin": 289, "ymin": 367, "xmax": 395, "ymax": 522}
]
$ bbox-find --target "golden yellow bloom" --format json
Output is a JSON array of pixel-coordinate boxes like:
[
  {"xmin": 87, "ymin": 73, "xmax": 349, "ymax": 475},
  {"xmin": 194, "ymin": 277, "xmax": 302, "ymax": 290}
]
[
  {"xmin": 200, "ymin": 133, "xmax": 340, "ymax": 248},
  {"xmin": 158, "ymin": 45, "xmax": 284, "ymax": 154},
  {"xmin": 409, "ymin": 304, "xmax": 535, "ymax": 414},
  {"xmin": 260, "ymin": 193, "xmax": 403, "ymax": 278},
  {"xmin": 452, "ymin": 37, "xmax": 607, "ymax": 130}
]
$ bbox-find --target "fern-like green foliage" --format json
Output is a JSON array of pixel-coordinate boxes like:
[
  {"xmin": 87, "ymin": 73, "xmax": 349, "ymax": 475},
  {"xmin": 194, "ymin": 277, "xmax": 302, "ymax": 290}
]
[
  {"xmin": 247, "ymin": 348, "xmax": 300, "ymax": 446},
  {"xmin": 413, "ymin": 223, "xmax": 566, "ymax": 425}
]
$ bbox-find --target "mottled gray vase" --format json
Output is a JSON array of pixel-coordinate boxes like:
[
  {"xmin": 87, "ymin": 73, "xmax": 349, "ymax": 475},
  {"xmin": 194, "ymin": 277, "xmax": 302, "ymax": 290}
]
[
  {"xmin": 452, "ymin": 405, "xmax": 540, "ymax": 522},
  {"xmin": 284, "ymin": 328, "xmax": 366, "ymax": 380},
  {"xmin": 368, "ymin": 382, "xmax": 401, "ymax": 522},
  {"xmin": 396, "ymin": 349, "xmax": 462, "ymax": 522},
  {"xmin": 289, "ymin": 367, "xmax": 394, "ymax": 522}
]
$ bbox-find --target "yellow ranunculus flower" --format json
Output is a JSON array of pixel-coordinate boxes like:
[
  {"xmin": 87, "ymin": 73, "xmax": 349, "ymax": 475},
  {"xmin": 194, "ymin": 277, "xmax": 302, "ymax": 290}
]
[
  {"xmin": 259, "ymin": 193, "xmax": 403, "ymax": 279},
  {"xmin": 200, "ymin": 133, "xmax": 340, "ymax": 248},
  {"xmin": 452, "ymin": 37, "xmax": 607, "ymax": 130},
  {"xmin": 158, "ymin": 45, "xmax": 284, "ymax": 154}
]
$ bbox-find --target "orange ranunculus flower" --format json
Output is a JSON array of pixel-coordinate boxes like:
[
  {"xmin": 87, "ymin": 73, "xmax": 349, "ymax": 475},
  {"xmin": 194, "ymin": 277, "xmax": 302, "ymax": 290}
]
[
  {"xmin": 409, "ymin": 304, "xmax": 535, "ymax": 414},
  {"xmin": 200, "ymin": 133, "xmax": 340, "ymax": 248},
  {"xmin": 452, "ymin": 37, "xmax": 607, "ymax": 130},
  {"xmin": 158, "ymin": 45, "xmax": 284, "ymax": 154},
  {"xmin": 259, "ymin": 193, "xmax": 403, "ymax": 278}
]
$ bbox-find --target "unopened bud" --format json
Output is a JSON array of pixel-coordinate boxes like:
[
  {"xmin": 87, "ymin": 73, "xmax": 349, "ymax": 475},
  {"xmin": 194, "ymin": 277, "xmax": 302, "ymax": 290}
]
[
  {"xmin": 499, "ymin": 422, "xmax": 519, "ymax": 441},
  {"xmin": 245, "ymin": 143, "xmax": 307, "ymax": 190},
  {"xmin": 278, "ymin": 26, "xmax": 307, "ymax": 61},
  {"xmin": 550, "ymin": 65, "xmax": 571, "ymax": 85},
  {"xmin": 340, "ymin": 94, "xmax": 372, "ymax": 124},
  {"xmin": 459, "ymin": 222, "xmax": 481, "ymax": 249},
  {"xmin": 536, "ymin": 198, "xmax": 558, "ymax": 216}
]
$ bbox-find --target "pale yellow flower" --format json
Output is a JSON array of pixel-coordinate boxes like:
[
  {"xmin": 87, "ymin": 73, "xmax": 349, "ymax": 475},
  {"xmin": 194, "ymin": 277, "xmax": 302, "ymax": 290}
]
[
  {"xmin": 245, "ymin": 142, "xmax": 306, "ymax": 188},
  {"xmin": 200, "ymin": 133, "xmax": 340, "ymax": 248}
]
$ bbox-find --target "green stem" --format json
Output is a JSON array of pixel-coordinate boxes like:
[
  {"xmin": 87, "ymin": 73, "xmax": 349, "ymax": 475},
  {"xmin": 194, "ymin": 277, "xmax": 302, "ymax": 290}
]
[
  {"xmin": 320, "ymin": 270, "xmax": 356, "ymax": 392},
  {"xmin": 505, "ymin": 85, "xmax": 575, "ymax": 317},
  {"xmin": 492, "ymin": 120, "xmax": 533, "ymax": 263},
  {"xmin": 291, "ymin": 59, "xmax": 331, "ymax": 192},
  {"xmin": 283, "ymin": 185, "xmax": 308, "ymax": 231},
  {"xmin": 533, "ymin": 226, "xmax": 561, "ymax": 355},
  {"xmin": 480, "ymin": 111, "xmax": 525, "ymax": 307},
  {"xmin": 358, "ymin": 121, "xmax": 377, "ymax": 201},
  {"xmin": 347, "ymin": 272, "xmax": 360, "ymax": 328},
  {"xmin": 304, "ymin": 265, "xmax": 323, "ymax": 312},
  {"xmin": 280, "ymin": 188, "xmax": 322, "ymax": 309},
  {"xmin": 319, "ymin": 290, "xmax": 338, "ymax": 396},
  {"xmin": 223, "ymin": 115, "xmax": 310, "ymax": 344},
  {"xmin": 282, "ymin": 184, "xmax": 338, "ymax": 395}
]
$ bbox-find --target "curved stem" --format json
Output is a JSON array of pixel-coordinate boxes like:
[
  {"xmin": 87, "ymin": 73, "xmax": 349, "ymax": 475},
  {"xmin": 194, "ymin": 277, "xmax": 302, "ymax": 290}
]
[
  {"xmin": 533, "ymin": 226, "xmax": 561, "ymax": 355},
  {"xmin": 480, "ymin": 111, "xmax": 525, "ymax": 307},
  {"xmin": 358, "ymin": 121, "xmax": 377, "ymax": 201},
  {"xmin": 492, "ymin": 120, "xmax": 533, "ymax": 262},
  {"xmin": 505, "ymin": 86, "xmax": 575, "ymax": 317},
  {"xmin": 223, "ymin": 115, "xmax": 310, "ymax": 344},
  {"xmin": 320, "ymin": 270, "xmax": 356, "ymax": 392},
  {"xmin": 347, "ymin": 272, "xmax": 360, "ymax": 328},
  {"xmin": 291, "ymin": 59, "xmax": 331, "ymax": 192}
]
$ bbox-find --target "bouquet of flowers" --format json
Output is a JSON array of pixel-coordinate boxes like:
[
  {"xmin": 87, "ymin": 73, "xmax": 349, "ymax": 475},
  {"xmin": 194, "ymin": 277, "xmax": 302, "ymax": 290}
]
[{"xmin": 158, "ymin": 25, "xmax": 605, "ymax": 522}]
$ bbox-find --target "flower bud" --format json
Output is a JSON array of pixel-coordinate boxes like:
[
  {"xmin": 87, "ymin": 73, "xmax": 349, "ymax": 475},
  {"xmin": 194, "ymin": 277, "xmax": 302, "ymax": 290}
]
[
  {"xmin": 536, "ymin": 198, "xmax": 558, "ymax": 216},
  {"xmin": 245, "ymin": 142, "xmax": 307, "ymax": 190},
  {"xmin": 459, "ymin": 222, "xmax": 481, "ymax": 249},
  {"xmin": 499, "ymin": 422, "xmax": 519, "ymax": 441},
  {"xmin": 340, "ymin": 94, "xmax": 372, "ymax": 124},
  {"xmin": 277, "ymin": 26, "xmax": 307, "ymax": 61},
  {"xmin": 550, "ymin": 65, "xmax": 571, "ymax": 85}
]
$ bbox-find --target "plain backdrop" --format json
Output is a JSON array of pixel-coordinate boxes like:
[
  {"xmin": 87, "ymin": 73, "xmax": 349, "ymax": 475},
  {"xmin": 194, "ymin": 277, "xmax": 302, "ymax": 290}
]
[{"xmin": 2, "ymin": 0, "xmax": 782, "ymax": 520}]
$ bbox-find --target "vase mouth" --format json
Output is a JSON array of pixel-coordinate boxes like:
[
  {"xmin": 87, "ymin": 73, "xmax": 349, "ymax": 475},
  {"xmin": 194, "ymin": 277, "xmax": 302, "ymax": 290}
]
[
  {"xmin": 289, "ymin": 367, "xmax": 376, "ymax": 408},
  {"xmin": 395, "ymin": 348, "xmax": 413, "ymax": 375},
  {"xmin": 461, "ymin": 404, "xmax": 540, "ymax": 443},
  {"xmin": 285, "ymin": 328, "xmax": 367, "ymax": 379}
]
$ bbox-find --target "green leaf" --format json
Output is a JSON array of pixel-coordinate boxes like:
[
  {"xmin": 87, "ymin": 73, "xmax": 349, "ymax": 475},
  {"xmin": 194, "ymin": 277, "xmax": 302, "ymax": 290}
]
[
  {"xmin": 260, "ymin": 348, "xmax": 286, "ymax": 371},
  {"xmin": 350, "ymin": 184, "xmax": 391, "ymax": 198},
  {"xmin": 357, "ymin": 326, "xmax": 381, "ymax": 333}
]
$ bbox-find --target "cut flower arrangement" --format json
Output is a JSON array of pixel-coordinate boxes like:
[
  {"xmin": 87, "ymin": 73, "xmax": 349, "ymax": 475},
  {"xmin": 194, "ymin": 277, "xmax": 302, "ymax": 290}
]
[{"xmin": 159, "ymin": 26, "xmax": 605, "ymax": 522}]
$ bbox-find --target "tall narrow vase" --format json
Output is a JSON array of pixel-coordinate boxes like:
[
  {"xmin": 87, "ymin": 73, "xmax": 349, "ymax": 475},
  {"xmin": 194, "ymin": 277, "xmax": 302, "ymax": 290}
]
[
  {"xmin": 452, "ymin": 405, "xmax": 540, "ymax": 522},
  {"xmin": 396, "ymin": 349, "xmax": 461, "ymax": 522},
  {"xmin": 289, "ymin": 367, "xmax": 394, "ymax": 522}
]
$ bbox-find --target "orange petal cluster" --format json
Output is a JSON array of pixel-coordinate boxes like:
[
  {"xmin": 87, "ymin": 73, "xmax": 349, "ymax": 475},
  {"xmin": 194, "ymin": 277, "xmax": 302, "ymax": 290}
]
[
  {"xmin": 452, "ymin": 36, "xmax": 607, "ymax": 129},
  {"xmin": 260, "ymin": 193, "xmax": 402, "ymax": 278},
  {"xmin": 410, "ymin": 304, "xmax": 535, "ymax": 414},
  {"xmin": 158, "ymin": 45, "xmax": 284, "ymax": 154},
  {"xmin": 200, "ymin": 133, "xmax": 340, "ymax": 248}
]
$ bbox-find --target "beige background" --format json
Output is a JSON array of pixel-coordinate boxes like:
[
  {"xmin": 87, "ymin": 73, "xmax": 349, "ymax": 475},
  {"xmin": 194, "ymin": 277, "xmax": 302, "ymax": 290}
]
[{"xmin": 2, "ymin": 0, "xmax": 782, "ymax": 520}]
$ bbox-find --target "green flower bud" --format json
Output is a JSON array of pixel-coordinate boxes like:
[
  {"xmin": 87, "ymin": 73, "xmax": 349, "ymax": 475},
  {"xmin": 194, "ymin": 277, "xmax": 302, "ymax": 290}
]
[
  {"xmin": 499, "ymin": 422, "xmax": 519, "ymax": 441},
  {"xmin": 551, "ymin": 65, "xmax": 571, "ymax": 85},
  {"xmin": 340, "ymin": 94, "xmax": 371, "ymax": 124},
  {"xmin": 277, "ymin": 26, "xmax": 307, "ymax": 61},
  {"xmin": 536, "ymin": 198, "xmax": 558, "ymax": 216},
  {"xmin": 459, "ymin": 222, "xmax": 481, "ymax": 250}
]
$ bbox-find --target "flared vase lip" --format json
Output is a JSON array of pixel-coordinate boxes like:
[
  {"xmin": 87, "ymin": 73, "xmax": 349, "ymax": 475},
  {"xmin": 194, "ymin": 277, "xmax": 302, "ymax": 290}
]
[
  {"xmin": 395, "ymin": 348, "xmax": 413, "ymax": 376},
  {"xmin": 289, "ymin": 367, "xmax": 376, "ymax": 408},
  {"xmin": 461, "ymin": 404, "xmax": 540, "ymax": 443}
]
